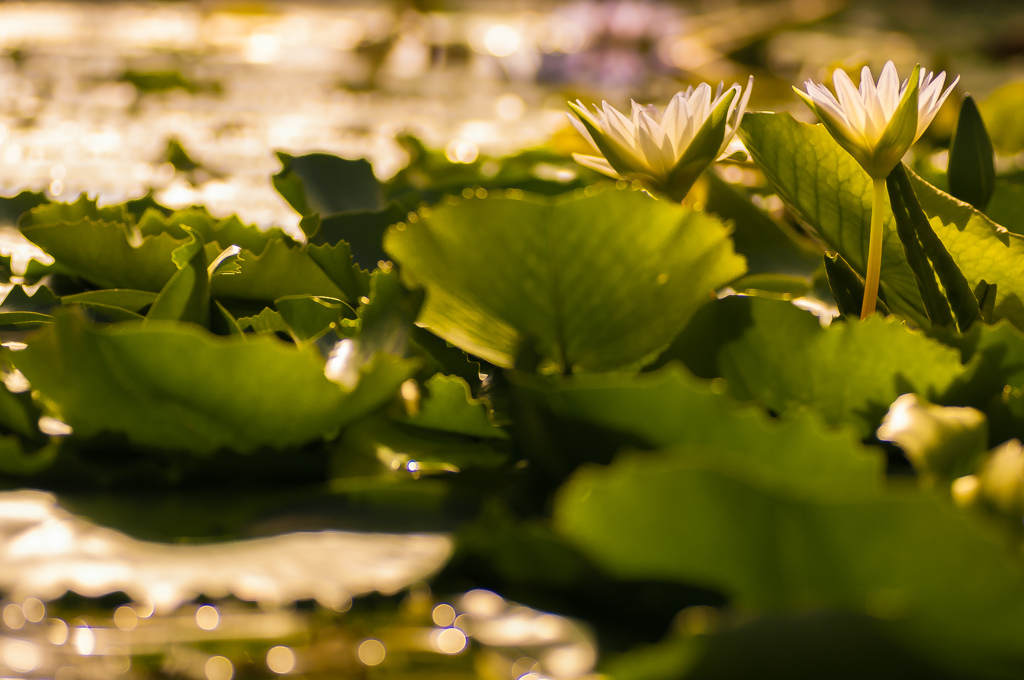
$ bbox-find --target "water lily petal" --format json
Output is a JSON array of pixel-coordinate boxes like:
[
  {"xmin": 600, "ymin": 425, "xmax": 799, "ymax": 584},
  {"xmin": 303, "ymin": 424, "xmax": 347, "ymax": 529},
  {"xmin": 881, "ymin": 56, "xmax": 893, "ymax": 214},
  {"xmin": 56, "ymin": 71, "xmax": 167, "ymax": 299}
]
[
  {"xmin": 687, "ymin": 83, "xmax": 713, "ymax": 124},
  {"xmin": 567, "ymin": 78, "xmax": 753, "ymax": 199},
  {"xmin": 571, "ymin": 153, "xmax": 619, "ymax": 179},
  {"xmin": 636, "ymin": 112, "xmax": 669, "ymax": 177},
  {"xmin": 833, "ymin": 68, "xmax": 868, "ymax": 142},
  {"xmin": 602, "ymin": 101, "xmax": 638, "ymax": 151},
  {"xmin": 566, "ymin": 112, "xmax": 597, "ymax": 150},
  {"xmin": 876, "ymin": 61, "xmax": 901, "ymax": 118},
  {"xmin": 660, "ymin": 92, "xmax": 686, "ymax": 151},
  {"xmin": 799, "ymin": 62, "xmax": 959, "ymax": 179},
  {"xmin": 803, "ymin": 82, "xmax": 850, "ymax": 131}
]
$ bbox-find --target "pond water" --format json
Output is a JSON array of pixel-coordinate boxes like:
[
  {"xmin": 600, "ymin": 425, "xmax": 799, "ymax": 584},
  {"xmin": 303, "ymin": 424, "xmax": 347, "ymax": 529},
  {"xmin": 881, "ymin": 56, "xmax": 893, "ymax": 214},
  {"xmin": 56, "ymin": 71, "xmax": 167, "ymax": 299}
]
[{"xmin": 0, "ymin": 0, "xmax": 1022, "ymax": 677}]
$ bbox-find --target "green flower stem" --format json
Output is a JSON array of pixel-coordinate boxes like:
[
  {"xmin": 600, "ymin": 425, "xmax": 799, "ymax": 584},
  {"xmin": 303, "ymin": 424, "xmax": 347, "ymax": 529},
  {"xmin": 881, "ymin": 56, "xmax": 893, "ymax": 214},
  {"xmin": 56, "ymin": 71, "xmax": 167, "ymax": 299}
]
[{"xmin": 860, "ymin": 177, "xmax": 887, "ymax": 320}]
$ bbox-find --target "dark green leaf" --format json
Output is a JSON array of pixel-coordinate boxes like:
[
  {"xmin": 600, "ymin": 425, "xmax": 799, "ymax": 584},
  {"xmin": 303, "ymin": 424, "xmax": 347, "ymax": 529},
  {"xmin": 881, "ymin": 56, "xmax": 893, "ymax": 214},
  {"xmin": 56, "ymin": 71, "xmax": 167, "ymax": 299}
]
[
  {"xmin": 0, "ymin": 438, "xmax": 57, "ymax": 476},
  {"xmin": 704, "ymin": 171, "xmax": 820, "ymax": 288},
  {"xmin": 164, "ymin": 137, "xmax": 201, "ymax": 172},
  {"xmin": 823, "ymin": 250, "xmax": 890, "ymax": 318},
  {"xmin": 274, "ymin": 295, "xmax": 355, "ymax": 343},
  {"xmin": 2, "ymin": 285, "xmax": 60, "ymax": 312},
  {"xmin": 948, "ymin": 95, "xmax": 996, "ymax": 210},
  {"xmin": 886, "ymin": 164, "xmax": 976, "ymax": 330},
  {"xmin": 306, "ymin": 240, "xmax": 371, "ymax": 301},
  {"xmin": 510, "ymin": 363, "xmax": 881, "ymax": 487},
  {"xmin": 398, "ymin": 374, "xmax": 508, "ymax": 440},
  {"xmin": 60, "ymin": 289, "xmax": 157, "ymax": 313},
  {"xmin": 237, "ymin": 307, "xmax": 289, "ymax": 335},
  {"xmin": 273, "ymin": 152, "xmax": 383, "ymax": 217},
  {"xmin": 211, "ymin": 300, "xmax": 244, "ymax": 336},
  {"xmin": 146, "ymin": 228, "xmax": 210, "ymax": 326},
  {"xmin": 0, "ymin": 190, "xmax": 47, "ymax": 227},
  {"xmin": 312, "ymin": 203, "xmax": 407, "ymax": 270}
]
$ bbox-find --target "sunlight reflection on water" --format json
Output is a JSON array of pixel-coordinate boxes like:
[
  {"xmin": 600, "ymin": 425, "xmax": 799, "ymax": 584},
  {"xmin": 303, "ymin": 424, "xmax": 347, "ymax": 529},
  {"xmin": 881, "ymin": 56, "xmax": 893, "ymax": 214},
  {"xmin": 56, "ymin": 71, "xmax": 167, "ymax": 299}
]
[
  {"xmin": 0, "ymin": 490, "xmax": 452, "ymax": 612},
  {"xmin": 0, "ymin": 0, "xmax": 851, "ymax": 236},
  {"xmin": 0, "ymin": 497, "xmax": 598, "ymax": 675},
  {"xmin": 0, "ymin": 491, "xmax": 597, "ymax": 679}
]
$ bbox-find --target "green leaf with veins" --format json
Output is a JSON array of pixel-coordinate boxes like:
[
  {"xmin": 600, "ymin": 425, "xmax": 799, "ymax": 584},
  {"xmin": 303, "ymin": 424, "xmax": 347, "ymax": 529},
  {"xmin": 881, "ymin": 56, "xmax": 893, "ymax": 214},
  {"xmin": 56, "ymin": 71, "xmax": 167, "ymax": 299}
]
[
  {"xmin": 12, "ymin": 312, "xmax": 413, "ymax": 455},
  {"xmin": 21, "ymin": 218, "xmax": 183, "ymax": 292},
  {"xmin": 210, "ymin": 238, "xmax": 360, "ymax": 304},
  {"xmin": 740, "ymin": 112, "xmax": 1024, "ymax": 330},
  {"xmin": 385, "ymin": 187, "xmax": 746, "ymax": 373},
  {"xmin": 657, "ymin": 296, "xmax": 965, "ymax": 436}
]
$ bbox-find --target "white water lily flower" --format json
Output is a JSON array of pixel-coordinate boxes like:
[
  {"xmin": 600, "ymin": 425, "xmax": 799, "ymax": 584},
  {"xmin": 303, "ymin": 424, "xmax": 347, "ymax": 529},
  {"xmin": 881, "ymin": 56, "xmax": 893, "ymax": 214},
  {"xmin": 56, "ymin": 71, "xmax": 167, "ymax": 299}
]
[
  {"xmin": 796, "ymin": 61, "xmax": 958, "ymax": 321},
  {"xmin": 567, "ymin": 77, "xmax": 753, "ymax": 201},
  {"xmin": 796, "ymin": 61, "xmax": 958, "ymax": 179}
]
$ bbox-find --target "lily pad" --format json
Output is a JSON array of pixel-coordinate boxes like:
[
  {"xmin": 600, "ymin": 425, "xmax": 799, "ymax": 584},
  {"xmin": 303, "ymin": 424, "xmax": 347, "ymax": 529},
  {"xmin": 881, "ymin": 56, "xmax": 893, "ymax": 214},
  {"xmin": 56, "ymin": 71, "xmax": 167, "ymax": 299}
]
[
  {"xmin": 659, "ymin": 296, "xmax": 965, "ymax": 436},
  {"xmin": 511, "ymin": 363, "xmax": 881, "ymax": 484},
  {"xmin": 399, "ymin": 374, "xmax": 508, "ymax": 440},
  {"xmin": 273, "ymin": 152, "xmax": 383, "ymax": 217},
  {"xmin": 21, "ymin": 217, "xmax": 183, "ymax": 292},
  {"xmin": 385, "ymin": 187, "xmax": 746, "ymax": 373},
  {"xmin": 60, "ymin": 289, "xmax": 158, "ymax": 313},
  {"xmin": 11, "ymin": 312, "xmax": 413, "ymax": 455},
  {"xmin": 555, "ymin": 450, "xmax": 1024, "ymax": 677},
  {"xmin": 275, "ymin": 295, "xmax": 355, "ymax": 343}
]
